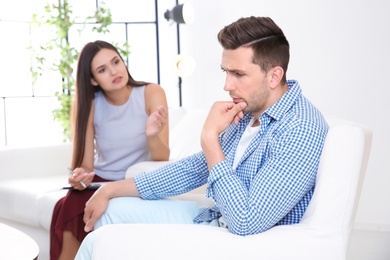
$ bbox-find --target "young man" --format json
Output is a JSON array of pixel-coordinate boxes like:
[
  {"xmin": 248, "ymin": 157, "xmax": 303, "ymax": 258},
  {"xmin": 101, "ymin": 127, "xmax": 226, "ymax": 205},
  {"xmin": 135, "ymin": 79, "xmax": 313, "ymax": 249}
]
[{"xmin": 76, "ymin": 16, "xmax": 328, "ymax": 258}]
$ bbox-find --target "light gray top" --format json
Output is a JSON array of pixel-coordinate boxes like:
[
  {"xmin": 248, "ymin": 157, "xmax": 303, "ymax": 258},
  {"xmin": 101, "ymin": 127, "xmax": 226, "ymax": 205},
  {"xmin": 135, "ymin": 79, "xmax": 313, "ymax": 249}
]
[{"xmin": 93, "ymin": 86, "xmax": 151, "ymax": 180}]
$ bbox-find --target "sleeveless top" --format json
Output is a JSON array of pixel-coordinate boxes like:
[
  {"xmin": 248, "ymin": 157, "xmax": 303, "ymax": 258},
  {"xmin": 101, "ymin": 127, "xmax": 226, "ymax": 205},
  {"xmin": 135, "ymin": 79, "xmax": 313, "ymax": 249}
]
[{"xmin": 93, "ymin": 86, "xmax": 151, "ymax": 180}]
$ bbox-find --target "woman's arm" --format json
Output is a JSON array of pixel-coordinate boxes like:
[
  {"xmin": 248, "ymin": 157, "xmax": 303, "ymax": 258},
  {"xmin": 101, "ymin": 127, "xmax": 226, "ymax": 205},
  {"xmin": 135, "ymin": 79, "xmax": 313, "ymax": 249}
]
[
  {"xmin": 144, "ymin": 83, "xmax": 170, "ymax": 161},
  {"xmin": 69, "ymin": 101, "xmax": 96, "ymax": 189}
]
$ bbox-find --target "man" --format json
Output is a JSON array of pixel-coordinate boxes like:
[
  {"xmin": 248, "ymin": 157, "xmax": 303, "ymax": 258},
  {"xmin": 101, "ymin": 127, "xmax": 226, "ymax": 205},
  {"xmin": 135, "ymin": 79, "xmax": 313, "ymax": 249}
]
[{"xmin": 76, "ymin": 16, "xmax": 328, "ymax": 258}]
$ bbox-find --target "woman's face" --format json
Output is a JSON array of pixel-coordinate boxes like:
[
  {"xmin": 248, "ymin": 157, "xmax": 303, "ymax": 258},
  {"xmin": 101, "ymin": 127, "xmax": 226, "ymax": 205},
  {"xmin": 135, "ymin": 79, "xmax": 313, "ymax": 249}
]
[{"xmin": 90, "ymin": 48, "xmax": 129, "ymax": 92}]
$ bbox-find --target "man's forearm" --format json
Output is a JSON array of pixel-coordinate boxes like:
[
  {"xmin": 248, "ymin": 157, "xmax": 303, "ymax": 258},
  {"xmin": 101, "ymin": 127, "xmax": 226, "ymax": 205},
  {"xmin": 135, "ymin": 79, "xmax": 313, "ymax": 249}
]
[
  {"xmin": 201, "ymin": 133, "xmax": 226, "ymax": 170},
  {"xmin": 101, "ymin": 178, "xmax": 140, "ymax": 199},
  {"xmin": 201, "ymin": 101, "xmax": 246, "ymax": 170}
]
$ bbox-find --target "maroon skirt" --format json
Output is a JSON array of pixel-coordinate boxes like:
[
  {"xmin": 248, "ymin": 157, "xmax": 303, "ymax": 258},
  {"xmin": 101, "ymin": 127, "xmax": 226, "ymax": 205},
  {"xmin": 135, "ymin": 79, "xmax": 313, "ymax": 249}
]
[{"xmin": 50, "ymin": 175, "xmax": 109, "ymax": 260}]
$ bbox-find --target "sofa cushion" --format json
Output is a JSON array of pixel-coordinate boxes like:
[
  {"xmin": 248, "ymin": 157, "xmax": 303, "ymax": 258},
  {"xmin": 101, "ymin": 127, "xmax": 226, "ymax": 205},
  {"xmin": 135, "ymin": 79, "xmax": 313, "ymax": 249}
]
[{"xmin": 0, "ymin": 175, "xmax": 67, "ymax": 230}]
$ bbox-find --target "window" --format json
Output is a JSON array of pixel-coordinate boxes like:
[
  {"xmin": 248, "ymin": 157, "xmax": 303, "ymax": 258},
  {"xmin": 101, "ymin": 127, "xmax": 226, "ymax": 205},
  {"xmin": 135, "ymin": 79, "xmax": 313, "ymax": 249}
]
[{"xmin": 0, "ymin": 0, "xmax": 160, "ymax": 146}]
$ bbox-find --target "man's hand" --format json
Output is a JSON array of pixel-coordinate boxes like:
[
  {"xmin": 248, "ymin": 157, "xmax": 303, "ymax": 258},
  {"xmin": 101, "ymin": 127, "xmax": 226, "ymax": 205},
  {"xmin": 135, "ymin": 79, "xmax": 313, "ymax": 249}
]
[
  {"xmin": 201, "ymin": 101, "xmax": 247, "ymax": 169},
  {"xmin": 83, "ymin": 178, "xmax": 140, "ymax": 232},
  {"xmin": 83, "ymin": 186, "xmax": 110, "ymax": 232},
  {"xmin": 202, "ymin": 101, "xmax": 247, "ymax": 139}
]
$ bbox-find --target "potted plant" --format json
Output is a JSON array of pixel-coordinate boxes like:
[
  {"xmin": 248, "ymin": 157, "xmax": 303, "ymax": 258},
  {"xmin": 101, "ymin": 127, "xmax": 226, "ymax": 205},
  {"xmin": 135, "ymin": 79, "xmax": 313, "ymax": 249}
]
[{"xmin": 30, "ymin": 0, "xmax": 129, "ymax": 141}]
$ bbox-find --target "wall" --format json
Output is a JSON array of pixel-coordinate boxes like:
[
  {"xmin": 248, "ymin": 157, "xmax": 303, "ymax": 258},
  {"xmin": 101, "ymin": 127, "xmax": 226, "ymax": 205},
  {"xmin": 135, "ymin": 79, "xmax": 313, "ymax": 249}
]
[
  {"xmin": 1, "ymin": 0, "xmax": 387, "ymax": 231},
  {"xmin": 176, "ymin": 0, "xmax": 390, "ymax": 231},
  {"xmin": 0, "ymin": 0, "xmax": 166, "ymax": 146}
]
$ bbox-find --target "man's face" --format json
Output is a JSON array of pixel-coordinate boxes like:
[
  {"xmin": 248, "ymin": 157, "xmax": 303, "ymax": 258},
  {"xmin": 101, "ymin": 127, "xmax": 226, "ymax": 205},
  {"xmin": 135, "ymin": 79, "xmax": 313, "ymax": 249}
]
[{"xmin": 221, "ymin": 47, "xmax": 271, "ymax": 119}]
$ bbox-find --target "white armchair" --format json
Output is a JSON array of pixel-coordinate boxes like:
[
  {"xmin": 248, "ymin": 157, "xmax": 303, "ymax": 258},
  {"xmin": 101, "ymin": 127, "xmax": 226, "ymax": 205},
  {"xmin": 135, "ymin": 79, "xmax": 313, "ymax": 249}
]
[{"xmin": 87, "ymin": 115, "xmax": 373, "ymax": 260}]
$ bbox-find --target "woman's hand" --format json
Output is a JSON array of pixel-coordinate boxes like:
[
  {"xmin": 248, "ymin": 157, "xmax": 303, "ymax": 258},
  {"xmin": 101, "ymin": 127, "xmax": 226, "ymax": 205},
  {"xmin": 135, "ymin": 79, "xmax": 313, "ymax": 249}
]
[
  {"xmin": 68, "ymin": 167, "xmax": 95, "ymax": 190},
  {"xmin": 145, "ymin": 105, "xmax": 167, "ymax": 137}
]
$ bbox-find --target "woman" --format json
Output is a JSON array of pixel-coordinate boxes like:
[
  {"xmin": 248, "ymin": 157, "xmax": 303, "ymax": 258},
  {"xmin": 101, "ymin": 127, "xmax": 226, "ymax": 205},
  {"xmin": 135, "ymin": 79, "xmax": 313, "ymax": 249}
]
[{"xmin": 50, "ymin": 40, "xmax": 170, "ymax": 260}]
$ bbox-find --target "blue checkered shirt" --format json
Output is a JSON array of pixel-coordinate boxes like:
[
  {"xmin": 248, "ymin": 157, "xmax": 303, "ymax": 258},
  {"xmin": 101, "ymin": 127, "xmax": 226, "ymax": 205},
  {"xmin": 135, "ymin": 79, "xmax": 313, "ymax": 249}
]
[{"xmin": 134, "ymin": 80, "xmax": 328, "ymax": 236}]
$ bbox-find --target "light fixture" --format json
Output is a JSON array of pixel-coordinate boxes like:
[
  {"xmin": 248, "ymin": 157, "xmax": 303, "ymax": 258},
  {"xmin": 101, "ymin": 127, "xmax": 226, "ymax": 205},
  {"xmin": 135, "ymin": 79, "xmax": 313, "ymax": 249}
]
[
  {"xmin": 173, "ymin": 54, "xmax": 196, "ymax": 78},
  {"xmin": 164, "ymin": 2, "xmax": 194, "ymax": 25},
  {"xmin": 164, "ymin": 2, "xmax": 195, "ymax": 107}
]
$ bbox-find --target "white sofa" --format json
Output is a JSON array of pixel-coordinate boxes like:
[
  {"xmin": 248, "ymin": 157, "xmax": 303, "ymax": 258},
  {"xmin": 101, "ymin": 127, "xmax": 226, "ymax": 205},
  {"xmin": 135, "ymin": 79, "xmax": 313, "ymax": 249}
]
[
  {"xmin": 0, "ymin": 109, "xmax": 372, "ymax": 260},
  {"xmin": 0, "ymin": 107, "xmax": 208, "ymax": 260},
  {"xmin": 84, "ymin": 115, "xmax": 373, "ymax": 260},
  {"xmin": 0, "ymin": 143, "xmax": 70, "ymax": 260}
]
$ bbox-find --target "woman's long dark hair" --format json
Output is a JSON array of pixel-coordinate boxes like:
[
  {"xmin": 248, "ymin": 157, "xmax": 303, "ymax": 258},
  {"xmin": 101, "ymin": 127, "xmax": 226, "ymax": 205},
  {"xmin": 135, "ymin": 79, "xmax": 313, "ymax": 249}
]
[{"xmin": 71, "ymin": 40, "xmax": 149, "ymax": 169}]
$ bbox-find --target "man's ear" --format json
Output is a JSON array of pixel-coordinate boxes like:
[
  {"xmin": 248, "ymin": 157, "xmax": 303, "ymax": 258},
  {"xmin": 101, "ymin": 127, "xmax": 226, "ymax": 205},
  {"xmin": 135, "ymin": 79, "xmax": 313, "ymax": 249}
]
[
  {"xmin": 269, "ymin": 66, "xmax": 284, "ymax": 88},
  {"xmin": 91, "ymin": 78, "xmax": 98, "ymax": 86}
]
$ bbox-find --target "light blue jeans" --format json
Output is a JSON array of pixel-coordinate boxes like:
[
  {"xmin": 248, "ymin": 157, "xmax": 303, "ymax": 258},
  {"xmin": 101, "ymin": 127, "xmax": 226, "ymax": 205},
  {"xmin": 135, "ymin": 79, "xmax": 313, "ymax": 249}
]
[{"xmin": 75, "ymin": 197, "xmax": 218, "ymax": 260}]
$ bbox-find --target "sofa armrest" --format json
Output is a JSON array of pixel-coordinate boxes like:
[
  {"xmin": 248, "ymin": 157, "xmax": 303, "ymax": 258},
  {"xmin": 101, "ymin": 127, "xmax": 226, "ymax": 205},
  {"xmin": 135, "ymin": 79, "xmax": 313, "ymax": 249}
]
[{"xmin": 89, "ymin": 223, "xmax": 341, "ymax": 260}]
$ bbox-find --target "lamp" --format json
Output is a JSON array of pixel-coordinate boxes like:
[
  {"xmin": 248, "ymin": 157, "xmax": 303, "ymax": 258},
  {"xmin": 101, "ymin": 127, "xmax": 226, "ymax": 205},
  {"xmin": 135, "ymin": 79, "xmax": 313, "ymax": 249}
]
[
  {"xmin": 164, "ymin": 2, "xmax": 195, "ymax": 107},
  {"xmin": 173, "ymin": 54, "xmax": 196, "ymax": 78},
  {"xmin": 164, "ymin": 3, "xmax": 194, "ymax": 25}
]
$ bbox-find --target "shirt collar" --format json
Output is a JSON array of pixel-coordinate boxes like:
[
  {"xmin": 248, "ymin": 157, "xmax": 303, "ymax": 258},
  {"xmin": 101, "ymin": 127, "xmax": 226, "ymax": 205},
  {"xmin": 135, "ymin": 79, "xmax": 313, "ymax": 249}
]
[
  {"xmin": 263, "ymin": 79, "xmax": 301, "ymax": 121},
  {"xmin": 238, "ymin": 80, "xmax": 302, "ymax": 126}
]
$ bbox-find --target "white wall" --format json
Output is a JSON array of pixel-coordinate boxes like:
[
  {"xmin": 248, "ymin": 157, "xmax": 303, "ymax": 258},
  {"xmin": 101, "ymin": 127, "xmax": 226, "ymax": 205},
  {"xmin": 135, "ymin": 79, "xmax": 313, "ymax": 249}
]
[{"xmin": 173, "ymin": 0, "xmax": 390, "ymax": 231}]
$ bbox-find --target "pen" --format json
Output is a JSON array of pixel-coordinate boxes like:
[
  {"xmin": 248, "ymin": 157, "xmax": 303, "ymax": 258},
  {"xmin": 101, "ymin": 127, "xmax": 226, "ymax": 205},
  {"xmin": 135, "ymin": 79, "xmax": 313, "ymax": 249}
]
[{"xmin": 67, "ymin": 167, "xmax": 87, "ymax": 189}]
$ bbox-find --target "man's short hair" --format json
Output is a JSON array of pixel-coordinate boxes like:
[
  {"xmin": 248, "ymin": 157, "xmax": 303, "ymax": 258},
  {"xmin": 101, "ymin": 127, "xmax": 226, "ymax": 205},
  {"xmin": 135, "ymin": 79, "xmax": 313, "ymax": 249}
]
[{"xmin": 217, "ymin": 16, "xmax": 290, "ymax": 83}]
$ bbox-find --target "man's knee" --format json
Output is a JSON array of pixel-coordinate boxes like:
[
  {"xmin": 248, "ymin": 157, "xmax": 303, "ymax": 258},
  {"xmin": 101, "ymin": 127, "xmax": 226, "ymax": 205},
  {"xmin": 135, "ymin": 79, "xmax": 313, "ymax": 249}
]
[
  {"xmin": 95, "ymin": 197, "xmax": 199, "ymax": 229},
  {"xmin": 95, "ymin": 197, "xmax": 136, "ymax": 228},
  {"xmin": 74, "ymin": 229, "xmax": 98, "ymax": 260}
]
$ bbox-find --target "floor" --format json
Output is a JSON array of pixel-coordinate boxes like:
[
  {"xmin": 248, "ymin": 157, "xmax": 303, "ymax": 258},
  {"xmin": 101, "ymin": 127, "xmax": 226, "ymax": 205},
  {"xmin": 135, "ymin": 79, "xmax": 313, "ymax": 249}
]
[{"xmin": 348, "ymin": 229, "xmax": 390, "ymax": 260}]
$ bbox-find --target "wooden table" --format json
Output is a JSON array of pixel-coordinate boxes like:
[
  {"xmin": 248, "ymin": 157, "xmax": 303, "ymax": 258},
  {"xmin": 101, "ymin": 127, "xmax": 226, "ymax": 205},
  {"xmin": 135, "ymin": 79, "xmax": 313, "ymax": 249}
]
[{"xmin": 0, "ymin": 223, "xmax": 39, "ymax": 260}]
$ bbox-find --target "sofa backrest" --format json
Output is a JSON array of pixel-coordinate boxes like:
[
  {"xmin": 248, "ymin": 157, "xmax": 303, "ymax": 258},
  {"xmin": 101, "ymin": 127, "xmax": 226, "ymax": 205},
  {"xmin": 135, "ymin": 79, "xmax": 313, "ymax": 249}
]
[
  {"xmin": 300, "ymin": 115, "xmax": 372, "ymax": 249},
  {"xmin": 0, "ymin": 143, "xmax": 72, "ymax": 180},
  {"xmin": 168, "ymin": 108, "xmax": 209, "ymax": 160}
]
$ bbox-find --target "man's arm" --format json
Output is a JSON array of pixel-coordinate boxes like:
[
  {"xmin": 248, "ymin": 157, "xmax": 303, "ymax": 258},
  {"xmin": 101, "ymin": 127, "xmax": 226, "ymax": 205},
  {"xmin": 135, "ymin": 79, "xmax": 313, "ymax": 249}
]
[
  {"xmin": 208, "ymin": 120, "xmax": 328, "ymax": 236},
  {"xmin": 83, "ymin": 152, "xmax": 211, "ymax": 232},
  {"xmin": 201, "ymin": 101, "xmax": 247, "ymax": 169},
  {"xmin": 82, "ymin": 101, "xmax": 245, "ymax": 233},
  {"xmin": 83, "ymin": 178, "xmax": 140, "ymax": 232}
]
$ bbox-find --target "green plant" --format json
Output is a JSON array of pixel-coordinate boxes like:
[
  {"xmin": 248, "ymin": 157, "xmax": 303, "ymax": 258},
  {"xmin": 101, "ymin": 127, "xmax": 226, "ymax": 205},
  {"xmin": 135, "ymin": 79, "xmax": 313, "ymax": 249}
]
[{"xmin": 30, "ymin": 0, "xmax": 129, "ymax": 141}]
